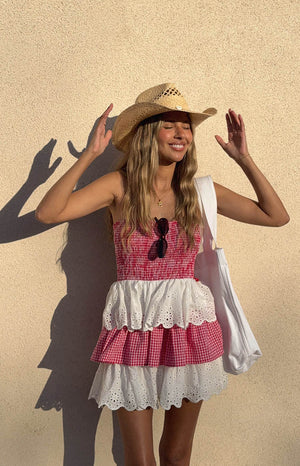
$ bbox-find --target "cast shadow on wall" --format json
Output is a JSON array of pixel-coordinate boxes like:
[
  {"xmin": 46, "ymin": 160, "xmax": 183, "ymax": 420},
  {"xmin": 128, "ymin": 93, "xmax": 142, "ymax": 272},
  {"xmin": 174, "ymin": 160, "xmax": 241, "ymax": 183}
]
[{"xmin": 0, "ymin": 116, "xmax": 125, "ymax": 466}]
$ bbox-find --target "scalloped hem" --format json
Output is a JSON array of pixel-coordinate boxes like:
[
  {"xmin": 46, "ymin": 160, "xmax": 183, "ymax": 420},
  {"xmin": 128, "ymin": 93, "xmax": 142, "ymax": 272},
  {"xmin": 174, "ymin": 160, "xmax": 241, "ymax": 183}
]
[
  {"xmin": 88, "ymin": 358, "xmax": 228, "ymax": 411},
  {"xmin": 90, "ymin": 391, "xmax": 224, "ymax": 412}
]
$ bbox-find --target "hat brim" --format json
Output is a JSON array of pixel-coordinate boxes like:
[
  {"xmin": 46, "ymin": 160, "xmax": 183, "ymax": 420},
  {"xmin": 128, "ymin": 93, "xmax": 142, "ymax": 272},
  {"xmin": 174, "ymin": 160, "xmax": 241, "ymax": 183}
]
[{"xmin": 112, "ymin": 102, "xmax": 217, "ymax": 152}]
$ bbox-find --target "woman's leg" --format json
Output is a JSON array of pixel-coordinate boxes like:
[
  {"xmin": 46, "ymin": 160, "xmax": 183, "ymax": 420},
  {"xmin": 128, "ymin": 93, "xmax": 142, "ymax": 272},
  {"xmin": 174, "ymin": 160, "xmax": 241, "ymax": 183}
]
[
  {"xmin": 159, "ymin": 399, "xmax": 203, "ymax": 466},
  {"xmin": 117, "ymin": 407, "xmax": 156, "ymax": 466}
]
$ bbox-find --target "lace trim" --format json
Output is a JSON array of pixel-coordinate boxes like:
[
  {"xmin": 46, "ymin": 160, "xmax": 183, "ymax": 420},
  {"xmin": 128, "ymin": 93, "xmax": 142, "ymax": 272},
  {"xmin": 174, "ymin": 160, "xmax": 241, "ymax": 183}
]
[
  {"xmin": 102, "ymin": 278, "xmax": 216, "ymax": 331},
  {"xmin": 89, "ymin": 359, "xmax": 228, "ymax": 411}
]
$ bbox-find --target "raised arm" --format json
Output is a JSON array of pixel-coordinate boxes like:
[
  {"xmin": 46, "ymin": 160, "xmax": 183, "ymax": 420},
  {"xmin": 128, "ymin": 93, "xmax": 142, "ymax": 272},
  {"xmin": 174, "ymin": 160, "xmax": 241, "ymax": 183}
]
[
  {"xmin": 35, "ymin": 104, "xmax": 121, "ymax": 224},
  {"xmin": 214, "ymin": 109, "xmax": 289, "ymax": 227}
]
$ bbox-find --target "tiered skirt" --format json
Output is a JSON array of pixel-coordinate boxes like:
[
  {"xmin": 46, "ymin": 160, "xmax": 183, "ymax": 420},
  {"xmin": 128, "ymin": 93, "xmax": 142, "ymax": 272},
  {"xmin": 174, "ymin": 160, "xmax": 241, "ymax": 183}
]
[{"xmin": 88, "ymin": 278, "xmax": 228, "ymax": 411}]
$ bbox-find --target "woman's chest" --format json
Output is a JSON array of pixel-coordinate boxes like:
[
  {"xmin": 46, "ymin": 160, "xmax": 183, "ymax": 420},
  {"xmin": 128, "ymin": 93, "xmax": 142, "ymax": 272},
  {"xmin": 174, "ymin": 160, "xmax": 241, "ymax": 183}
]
[{"xmin": 113, "ymin": 222, "xmax": 201, "ymax": 280}]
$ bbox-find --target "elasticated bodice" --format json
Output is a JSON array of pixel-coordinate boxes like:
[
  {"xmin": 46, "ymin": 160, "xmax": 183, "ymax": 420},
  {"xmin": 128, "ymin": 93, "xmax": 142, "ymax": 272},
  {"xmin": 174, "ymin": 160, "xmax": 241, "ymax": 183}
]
[{"xmin": 113, "ymin": 220, "xmax": 201, "ymax": 281}]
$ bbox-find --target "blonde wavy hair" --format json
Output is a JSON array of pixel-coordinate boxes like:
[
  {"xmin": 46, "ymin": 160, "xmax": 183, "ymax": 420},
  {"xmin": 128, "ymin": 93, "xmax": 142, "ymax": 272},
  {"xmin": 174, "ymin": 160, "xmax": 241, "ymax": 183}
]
[{"xmin": 113, "ymin": 114, "xmax": 202, "ymax": 248}]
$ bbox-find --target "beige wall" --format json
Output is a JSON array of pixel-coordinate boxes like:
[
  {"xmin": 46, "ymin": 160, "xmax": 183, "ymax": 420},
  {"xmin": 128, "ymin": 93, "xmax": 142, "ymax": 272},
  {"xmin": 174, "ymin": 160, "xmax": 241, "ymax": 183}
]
[{"xmin": 1, "ymin": 1, "xmax": 299, "ymax": 465}]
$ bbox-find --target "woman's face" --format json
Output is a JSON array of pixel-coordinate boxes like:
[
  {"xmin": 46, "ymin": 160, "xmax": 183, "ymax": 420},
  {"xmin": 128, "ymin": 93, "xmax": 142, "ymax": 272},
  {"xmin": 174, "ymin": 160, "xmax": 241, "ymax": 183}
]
[{"xmin": 157, "ymin": 111, "xmax": 193, "ymax": 165}]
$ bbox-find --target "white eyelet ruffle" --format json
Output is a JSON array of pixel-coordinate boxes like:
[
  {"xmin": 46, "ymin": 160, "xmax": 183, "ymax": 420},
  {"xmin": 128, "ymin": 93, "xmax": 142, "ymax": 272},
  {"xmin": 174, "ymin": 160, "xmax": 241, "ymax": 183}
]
[
  {"xmin": 89, "ymin": 358, "xmax": 227, "ymax": 411},
  {"xmin": 102, "ymin": 278, "xmax": 216, "ymax": 331}
]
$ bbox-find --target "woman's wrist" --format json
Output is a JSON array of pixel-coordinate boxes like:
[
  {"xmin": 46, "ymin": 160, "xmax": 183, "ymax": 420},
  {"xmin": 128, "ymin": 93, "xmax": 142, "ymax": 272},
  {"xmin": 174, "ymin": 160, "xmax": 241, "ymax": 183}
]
[
  {"xmin": 81, "ymin": 148, "xmax": 99, "ymax": 162},
  {"xmin": 236, "ymin": 153, "xmax": 253, "ymax": 167}
]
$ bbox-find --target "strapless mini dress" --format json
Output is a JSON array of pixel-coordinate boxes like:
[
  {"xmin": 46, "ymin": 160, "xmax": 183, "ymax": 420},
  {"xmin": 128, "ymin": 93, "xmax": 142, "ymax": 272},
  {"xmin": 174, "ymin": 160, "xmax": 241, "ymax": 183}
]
[{"xmin": 88, "ymin": 221, "xmax": 227, "ymax": 411}]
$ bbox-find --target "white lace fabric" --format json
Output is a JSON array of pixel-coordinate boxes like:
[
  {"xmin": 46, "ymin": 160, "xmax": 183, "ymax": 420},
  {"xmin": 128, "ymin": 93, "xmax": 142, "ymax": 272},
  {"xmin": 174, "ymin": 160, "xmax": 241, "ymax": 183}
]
[
  {"xmin": 102, "ymin": 278, "xmax": 216, "ymax": 331},
  {"xmin": 88, "ymin": 358, "xmax": 228, "ymax": 411}
]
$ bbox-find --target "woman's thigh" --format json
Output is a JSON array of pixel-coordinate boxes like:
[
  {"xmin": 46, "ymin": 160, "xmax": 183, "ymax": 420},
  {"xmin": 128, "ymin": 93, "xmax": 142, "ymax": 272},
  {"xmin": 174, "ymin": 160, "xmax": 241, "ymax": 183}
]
[
  {"xmin": 117, "ymin": 407, "xmax": 156, "ymax": 466},
  {"xmin": 159, "ymin": 399, "xmax": 203, "ymax": 465}
]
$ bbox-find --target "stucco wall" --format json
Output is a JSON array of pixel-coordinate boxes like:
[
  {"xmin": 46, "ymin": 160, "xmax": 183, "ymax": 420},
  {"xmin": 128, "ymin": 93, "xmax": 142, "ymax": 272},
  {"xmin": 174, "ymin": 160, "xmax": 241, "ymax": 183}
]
[{"xmin": 1, "ymin": 1, "xmax": 299, "ymax": 465}]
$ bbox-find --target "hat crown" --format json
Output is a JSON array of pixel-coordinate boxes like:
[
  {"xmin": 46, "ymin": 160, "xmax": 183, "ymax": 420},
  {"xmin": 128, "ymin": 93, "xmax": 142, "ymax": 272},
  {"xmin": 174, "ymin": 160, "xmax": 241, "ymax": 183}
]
[{"xmin": 135, "ymin": 83, "xmax": 190, "ymax": 112}]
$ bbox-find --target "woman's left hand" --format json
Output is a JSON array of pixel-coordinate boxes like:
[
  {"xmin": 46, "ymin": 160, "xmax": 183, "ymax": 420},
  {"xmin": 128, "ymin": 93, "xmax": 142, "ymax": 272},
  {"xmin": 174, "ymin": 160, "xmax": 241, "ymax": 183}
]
[{"xmin": 215, "ymin": 109, "xmax": 250, "ymax": 163}]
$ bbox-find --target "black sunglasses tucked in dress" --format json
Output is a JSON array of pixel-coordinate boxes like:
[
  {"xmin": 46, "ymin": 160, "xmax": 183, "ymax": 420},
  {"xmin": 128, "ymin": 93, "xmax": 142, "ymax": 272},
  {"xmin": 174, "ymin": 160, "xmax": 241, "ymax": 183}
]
[{"xmin": 154, "ymin": 217, "xmax": 169, "ymax": 258}]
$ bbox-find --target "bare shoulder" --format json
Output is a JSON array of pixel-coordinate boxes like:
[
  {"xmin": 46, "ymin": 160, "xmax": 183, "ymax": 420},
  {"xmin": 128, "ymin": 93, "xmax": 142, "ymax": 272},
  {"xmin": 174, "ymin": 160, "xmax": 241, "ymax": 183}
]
[
  {"xmin": 112, "ymin": 170, "xmax": 126, "ymax": 200},
  {"xmin": 106, "ymin": 170, "xmax": 127, "ymax": 221},
  {"xmin": 91, "ymin": 170, "xmax": 125, "ymax": 199}
]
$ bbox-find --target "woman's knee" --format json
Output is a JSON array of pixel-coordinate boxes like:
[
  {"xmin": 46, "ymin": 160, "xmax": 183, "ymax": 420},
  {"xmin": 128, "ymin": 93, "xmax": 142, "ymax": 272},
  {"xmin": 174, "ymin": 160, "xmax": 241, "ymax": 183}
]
[
  {"xmin": 123, "ymin": 451, "xmax": 156, "ymax": 466},
  {"xmin": 159, "ymin": 441, "xmax": 192, "ymax": 465}
]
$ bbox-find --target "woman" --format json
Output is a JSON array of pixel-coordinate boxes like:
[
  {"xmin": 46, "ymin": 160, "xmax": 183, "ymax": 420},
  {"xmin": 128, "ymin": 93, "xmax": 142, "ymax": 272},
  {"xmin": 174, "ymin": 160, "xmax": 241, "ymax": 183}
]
[{"xmin": 36, "ymin": 83, "xmax": 289, "ymax": 466}]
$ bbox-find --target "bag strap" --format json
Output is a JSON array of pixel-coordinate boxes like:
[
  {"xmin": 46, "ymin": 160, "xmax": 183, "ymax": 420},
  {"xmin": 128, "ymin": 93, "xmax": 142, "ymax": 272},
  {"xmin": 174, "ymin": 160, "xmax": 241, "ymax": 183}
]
[{"xmin": 194, "ymin": 176, "xmax": 218, "ymax": 245}]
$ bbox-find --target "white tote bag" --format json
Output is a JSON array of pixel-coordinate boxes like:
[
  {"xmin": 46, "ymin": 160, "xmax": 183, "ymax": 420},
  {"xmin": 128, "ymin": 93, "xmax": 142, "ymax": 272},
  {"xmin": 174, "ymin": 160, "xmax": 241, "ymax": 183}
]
[{"xmin": 194, "ymin": 176, "xmax": 262, "ymax": 375}]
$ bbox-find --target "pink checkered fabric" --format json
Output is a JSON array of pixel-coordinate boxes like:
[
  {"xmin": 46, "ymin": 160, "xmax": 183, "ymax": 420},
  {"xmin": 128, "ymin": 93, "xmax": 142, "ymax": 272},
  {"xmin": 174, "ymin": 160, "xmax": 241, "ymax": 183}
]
[
  {"xmin": 90, "ymin": 221, "xmax": 225, "ymax": 370},
  {"xmin": 91, "ymin": 321, "xmax": 223, "ymax": 367},
  {"xmin": 113, "ymin": 221, "xmax": 201, "ymax": 280}
]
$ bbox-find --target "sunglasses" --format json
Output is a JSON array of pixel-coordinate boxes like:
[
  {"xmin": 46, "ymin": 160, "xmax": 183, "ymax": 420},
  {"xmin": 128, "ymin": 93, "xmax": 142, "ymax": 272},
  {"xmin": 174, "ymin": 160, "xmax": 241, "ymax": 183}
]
[{"xmin": 154, "ymin": 217, "xmax": 169, "ymax": 258}]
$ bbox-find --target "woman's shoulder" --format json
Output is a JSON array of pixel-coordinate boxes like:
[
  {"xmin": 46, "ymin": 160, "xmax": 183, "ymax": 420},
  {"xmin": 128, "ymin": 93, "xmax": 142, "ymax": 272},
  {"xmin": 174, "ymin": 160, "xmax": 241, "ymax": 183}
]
[
  {"xmin": 97, "ymin": 170, "xmax": 126, "ymax": 197},
  {"xmin": 104, "ymin": 171, "xmax": 126, "ymax": 222}
]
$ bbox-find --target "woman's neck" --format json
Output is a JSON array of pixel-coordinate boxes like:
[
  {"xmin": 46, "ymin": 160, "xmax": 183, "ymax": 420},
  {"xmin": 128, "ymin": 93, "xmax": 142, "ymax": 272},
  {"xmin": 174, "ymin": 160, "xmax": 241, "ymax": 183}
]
[{"xmin": 154, "ymin": 164, "xmax": 176, "ymax": 192}]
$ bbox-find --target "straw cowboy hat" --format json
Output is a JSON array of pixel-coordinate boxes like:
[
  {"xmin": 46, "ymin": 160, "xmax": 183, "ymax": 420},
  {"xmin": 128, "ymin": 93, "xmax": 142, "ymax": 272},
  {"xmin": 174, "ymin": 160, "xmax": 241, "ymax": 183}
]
[{"xmin": 112, "ymin": 83, "xmax": 217, "ymax": 152}]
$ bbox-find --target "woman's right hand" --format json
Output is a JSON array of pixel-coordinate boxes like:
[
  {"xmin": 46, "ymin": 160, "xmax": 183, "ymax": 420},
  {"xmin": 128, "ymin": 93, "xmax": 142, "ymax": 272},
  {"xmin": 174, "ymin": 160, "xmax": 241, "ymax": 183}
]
[
  {"xmin": 84, "ymin": 103, "xmax": 113, "ymax": 160},
  {"xmin": 35, "ymin": 103, "xmax": 119, "ymax": 224}
]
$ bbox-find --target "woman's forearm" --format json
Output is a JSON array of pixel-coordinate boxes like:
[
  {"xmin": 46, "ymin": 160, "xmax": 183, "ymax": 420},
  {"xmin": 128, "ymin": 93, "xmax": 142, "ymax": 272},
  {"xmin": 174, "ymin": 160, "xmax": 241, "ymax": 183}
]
[
  {"xmin": 35, "ymin": 150, "xmax": 95, "ymax": 223},
  {"xmin": 237, "ymin": 154, "xmax": 290, "ymax": 225}
]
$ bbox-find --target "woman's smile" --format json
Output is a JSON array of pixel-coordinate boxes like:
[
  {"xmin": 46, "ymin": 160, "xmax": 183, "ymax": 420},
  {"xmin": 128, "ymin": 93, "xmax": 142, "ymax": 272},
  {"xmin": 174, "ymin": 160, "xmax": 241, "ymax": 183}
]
[{"xmin": 169, "ymin": 143, "xmax": 185, "ymax": 151}]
